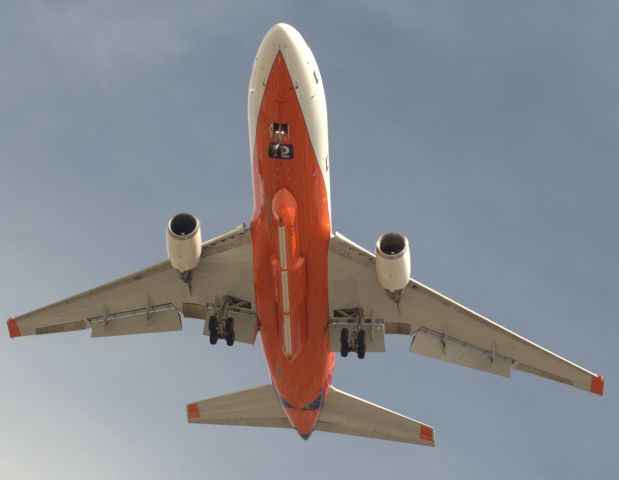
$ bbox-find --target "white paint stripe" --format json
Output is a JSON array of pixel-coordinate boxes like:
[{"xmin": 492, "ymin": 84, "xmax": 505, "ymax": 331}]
[
  {"xmin": 283, "ymin": 314, "xmax": 292, "ymax": 356},
  {"xmin": 281, "ymin": 270, "xmax": 290, "ymax": 313},
  {"xmin": 278, "ymin": 224, "xmax": 293, "ymax": 355},
  {"xmin": 278, "ymin": 226, "xmax": 288, "ymax": 269}
]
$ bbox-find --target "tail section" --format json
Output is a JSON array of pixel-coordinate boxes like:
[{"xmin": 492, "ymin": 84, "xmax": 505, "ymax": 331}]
[{"xmin": 187, "ymin": 384, "xmax": 434, "ymax": 446}]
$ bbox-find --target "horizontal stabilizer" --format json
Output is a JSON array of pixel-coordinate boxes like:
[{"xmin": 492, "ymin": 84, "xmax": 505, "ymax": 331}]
[
  {"xmin": 187, "ymin": 384, "xmax": 290, "ymax": 428},
  {"xmin": 317, "ymin": 387, "xmax": 434, "ymax": 446},
  {"xmin": 187, "ymin": 384, "xmax": 434, "ymax": 446}
]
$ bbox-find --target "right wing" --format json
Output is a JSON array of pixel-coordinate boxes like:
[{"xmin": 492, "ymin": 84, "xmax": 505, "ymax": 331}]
[
  {"xmin": 328, "ymin": 232, "xmax": 604, "ymax": 396},
  {"xmin": 7, "ymin": 225, "xmax": 255, "ymax": 341}
]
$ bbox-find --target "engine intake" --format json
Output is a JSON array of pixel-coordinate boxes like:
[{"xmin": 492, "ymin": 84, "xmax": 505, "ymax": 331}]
[
  {"xmin": 375, "ymin": 232, "xmax": 411, "ymax": 293},
  {"xmin": 166, "ymin": 213, "xmax": 202, "ymax": 273}
]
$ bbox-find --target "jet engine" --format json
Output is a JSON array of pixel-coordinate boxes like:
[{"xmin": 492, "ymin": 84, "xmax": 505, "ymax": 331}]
[
  {"xmin": 375, "ymin": 232, "xmax": 411, "ymax": 293},
  {"xmin": 166, "ymin": 213, "xmax": 202, "ymax": 273}
]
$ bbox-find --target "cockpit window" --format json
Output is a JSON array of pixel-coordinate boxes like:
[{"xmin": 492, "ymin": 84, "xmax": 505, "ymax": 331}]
[{"xmin": 270, "ymin": 123, "xmax": 289, "ymax": 141}]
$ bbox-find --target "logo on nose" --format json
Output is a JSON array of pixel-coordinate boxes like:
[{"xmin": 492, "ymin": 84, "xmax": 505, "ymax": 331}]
[{"xmin": 269, "ymin": 143, "xmax": 294, "ymax": 159}]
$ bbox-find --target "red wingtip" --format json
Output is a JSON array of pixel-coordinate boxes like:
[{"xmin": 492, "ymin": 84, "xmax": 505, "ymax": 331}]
[
  {"xmin": 7, "ymin": 318, "xmax": 21, "ymax": 338},
  {"xmin": 187, "ymin": 403, "xmax": 201, "ymax": 419},
  {"xmin": 420, "ymin": 425, "xmax": 434, "ymax": 442},
  {"xmin": 590, "ymin": 374, "xmax": 604, "ymax": 396}
]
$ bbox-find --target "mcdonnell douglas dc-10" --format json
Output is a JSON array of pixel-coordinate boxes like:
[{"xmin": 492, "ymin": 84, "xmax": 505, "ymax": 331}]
[{"xmin": 8, "ymin": 23, "xmax": 604, "ymax": 446}]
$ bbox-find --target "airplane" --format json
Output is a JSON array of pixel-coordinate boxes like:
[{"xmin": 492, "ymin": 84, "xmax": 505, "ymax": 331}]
[{"xmin": 7, "ymin": 23, "xmax": 604, "ymax": 446}]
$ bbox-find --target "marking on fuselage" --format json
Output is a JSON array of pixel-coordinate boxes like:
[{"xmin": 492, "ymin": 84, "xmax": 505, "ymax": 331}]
[
  {"xmin": 281, "ymin": 270, "xmax": 290, "ymax": 313},
  {"xmin": 283, "ymin": 314, "xmax": 292, "ymax": 356},
  {"xmin": 269, "ymin": 143, "xmax": 294, "ymax": 159},
  {"xmin": 278, "ymin": 226, "xmax": 288, "ymax": 269},
  {"xmin": 278, "ymin": 225, "xmax": 293, "ymax": 356}
]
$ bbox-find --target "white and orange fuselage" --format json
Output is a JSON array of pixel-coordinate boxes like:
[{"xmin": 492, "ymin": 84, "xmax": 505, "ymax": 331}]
[{"xmin": 248, "ymin": 24, "xmax": 334, "ymax": 437}]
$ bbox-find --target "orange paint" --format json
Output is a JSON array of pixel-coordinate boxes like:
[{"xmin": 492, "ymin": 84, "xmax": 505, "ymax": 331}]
[
  {"xmin": 250, "ymin": 52, "xmax": 334, "ymax": 436},
  {"xmin": 187, "ymin": 403, "xmax": 201, "ymax": 419},
  {"xmin": 272, "ymin": 187, "xmax": 298, "ymax": 227},
  {"xmin": 420, "ymin": 425, "xmax": 434, "ymax": 442},
  {"xmin": 590, "ymin": 374, "xmax": 604, "ymax": 396},
  {"xmin": 7, "ymin": 318, "xmax": 21, "ymax": 338}
]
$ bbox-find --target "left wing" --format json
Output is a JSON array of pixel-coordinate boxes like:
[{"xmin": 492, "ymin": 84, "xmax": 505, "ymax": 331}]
[
  {"xmin": 328, "ymin": 232, "xmax": 604, "ymax": 396},
  {"xmin": 7, "ymin": 225, "xmax": 255, "ymax": 341}
]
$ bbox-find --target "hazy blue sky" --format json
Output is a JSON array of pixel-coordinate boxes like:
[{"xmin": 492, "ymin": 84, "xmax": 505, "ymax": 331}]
[{"xmin": 1, "ymin": 1, "xmax": 617, "ymax": 478}]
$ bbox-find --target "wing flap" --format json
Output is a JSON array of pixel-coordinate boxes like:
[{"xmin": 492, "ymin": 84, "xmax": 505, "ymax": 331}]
[
  {"xmin": 90, "ymin": 304, "xmax": 181, "ymax": 337},
  {"xmin": 410, "ymin": 327, "xmax": 512, "ymax": 377}
]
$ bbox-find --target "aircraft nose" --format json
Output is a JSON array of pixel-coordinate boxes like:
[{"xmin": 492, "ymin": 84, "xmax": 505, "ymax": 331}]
[
  {"xmin": 263, "ymin": 22, "xmax": 302, "ymax": 47},
  {"xmin": 255, "ymin": 22, "xmax": 310, "ymax": 75},
  {"xmin": 249, "ymin": 22, "xmax": 308, "ymax": 106}
]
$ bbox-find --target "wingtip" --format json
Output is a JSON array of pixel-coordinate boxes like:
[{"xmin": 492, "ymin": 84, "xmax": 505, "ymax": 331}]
[
  {"xmin": 187, "ymin": 402, "xmax": 201, "ymax": 419},
  {"xmin": 420, "ymin": 425, "xmax": 434, "ymax": 444},
  {"xmin": 590, "ymin": 374, "xmax": 604, "ymax": 396},
  {"xmin": 7, "ymin": 318, "xmax": 21, "ymax": 338}
]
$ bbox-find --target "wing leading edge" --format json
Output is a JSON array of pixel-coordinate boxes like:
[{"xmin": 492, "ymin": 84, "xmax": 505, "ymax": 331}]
[{"xmin": 328, "ymin": 232, "xmax": 604, "ymax": 396}]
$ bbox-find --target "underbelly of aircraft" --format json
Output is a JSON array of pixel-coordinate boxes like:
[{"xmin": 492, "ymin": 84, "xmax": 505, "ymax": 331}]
[{"xmin": 249, "ymin": 52, "xmax": 334, "ymax": 434}]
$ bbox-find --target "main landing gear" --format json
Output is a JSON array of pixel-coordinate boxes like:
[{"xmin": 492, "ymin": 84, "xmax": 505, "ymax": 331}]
[
  {"xmin": 207, "ymin": 296, "xmax": 249, "ymax": 347},
  {"xmin": 208, "ymin": 316, "xmax": 235, "ymax": 346},
  {"xmin": 340, "ymin": 327, "xmax": 366, "ymax": 359},
  {"xmin": 335, "ymin": 308, "xmax": 368, "ymax": 359},
  {"xmin": 329, "ymin": 308, "xmax": 385, "ymax": 358}
]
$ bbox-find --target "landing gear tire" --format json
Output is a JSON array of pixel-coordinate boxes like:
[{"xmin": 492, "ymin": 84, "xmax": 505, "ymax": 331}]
[
  {"xmin": 225, "ymin": 317, "xmax": 235, "ymax": 346},
  {"xmin": 208, "ymin": 315, "xmax": 218, "ymax": 345},
  {"xmin": 340, "ymin": 328, "xmax": 349, "ymax": 357},
  {"xmin": 357, "ymin": 329, "xmax": 366, "ymax": 359}
]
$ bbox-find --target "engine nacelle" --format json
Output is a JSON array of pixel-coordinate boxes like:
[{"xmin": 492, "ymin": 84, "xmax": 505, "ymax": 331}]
[
  {"xmin": 166, "ymin": 213, "xmax": 202, "ymax": 273},
  {"xmin": 375, "ymin": 232, "xmax": 411, "ymax": 292}
]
